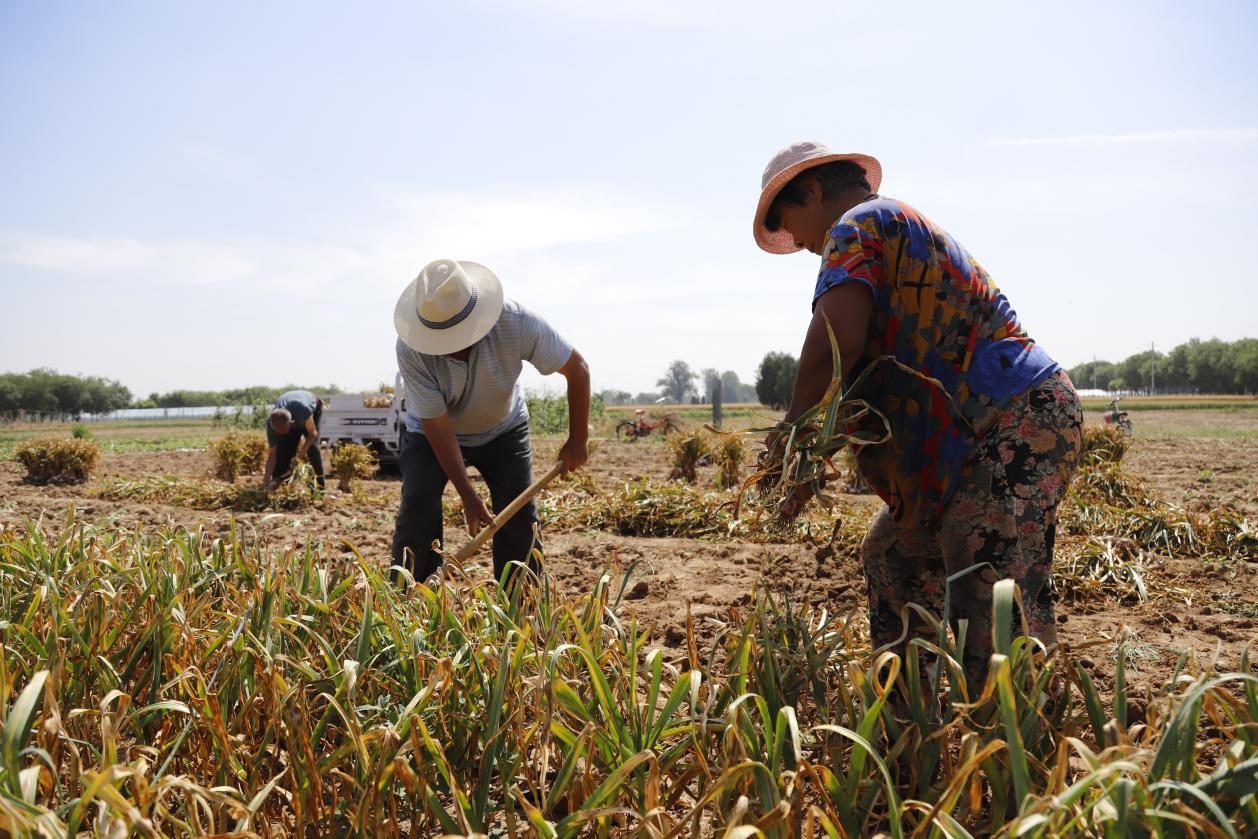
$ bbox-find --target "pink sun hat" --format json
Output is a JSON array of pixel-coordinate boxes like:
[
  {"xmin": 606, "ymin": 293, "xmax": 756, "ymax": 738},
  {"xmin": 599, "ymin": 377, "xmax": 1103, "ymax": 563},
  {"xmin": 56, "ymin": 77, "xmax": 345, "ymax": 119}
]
[{"xmin": 753, "ymin": 140, "xmax": 882, "ymax": 254}]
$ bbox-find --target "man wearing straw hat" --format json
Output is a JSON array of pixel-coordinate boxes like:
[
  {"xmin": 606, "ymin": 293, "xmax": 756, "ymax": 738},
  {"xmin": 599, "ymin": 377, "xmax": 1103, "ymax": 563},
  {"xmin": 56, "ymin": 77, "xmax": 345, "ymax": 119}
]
[
  {"xmin": 752, "ymin": 141, "xmax": 1083, "ymax": 686},
  {"xmin": 391, "ymin": 258, "xmax": 590, "ymax": 585}
]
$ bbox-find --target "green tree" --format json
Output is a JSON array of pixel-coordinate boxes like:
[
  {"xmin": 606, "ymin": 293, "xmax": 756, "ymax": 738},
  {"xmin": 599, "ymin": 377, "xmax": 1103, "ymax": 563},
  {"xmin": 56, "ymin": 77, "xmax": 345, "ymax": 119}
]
[
  {"xmin": 1069, "ymin": 337, "xmax": 1257, "ymax": 395},
  {"xmin": 720, "ymin": 370, "xmax": 759, "ymax": 403},
  {"xmin": 599, "ymin": 389, "xmax": 632, "ymax": 405},
  {"xmin": 1187, "ymin": 338, "xmax": 1233, "ymax": 393},
  {"xmin": 1162, "ymin": 344, "xmax": 1191, "ymax": 391},
  {"xmin": 1120, "ymin": 350, "xmax": 1162, "ymax": 394},
  {"xmin": 1232, "ymin": 338, "xmax": 1258, "ymax": 393},
  {"xmin": 755, "ymin": 352, "xmax": 798, "ymax": 409},
  {"xmin": 0, "ymin": 369, "xmax": 130, "ymax": 415},
  {"xmin": 656, "ymin": 360, "xmax": 698, "ymax": 404},
  {"xmin": 0, "ymin": 375, "xmax": 22, "ymax": 412},
  {"xmin": 20, "ymin": 369, "xmax": 59, "ymax": 413}
]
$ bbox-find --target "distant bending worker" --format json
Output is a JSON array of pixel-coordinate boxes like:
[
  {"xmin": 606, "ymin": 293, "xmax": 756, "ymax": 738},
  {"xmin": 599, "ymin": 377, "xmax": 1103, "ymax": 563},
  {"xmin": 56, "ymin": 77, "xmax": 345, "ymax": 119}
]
[
  {"xmin": 391, "ymin": 258, "xmax": 590, "ymax": 585},
  {"xmin": 263, "ymin": 389, "xmax": 327, "ymax": 490}
]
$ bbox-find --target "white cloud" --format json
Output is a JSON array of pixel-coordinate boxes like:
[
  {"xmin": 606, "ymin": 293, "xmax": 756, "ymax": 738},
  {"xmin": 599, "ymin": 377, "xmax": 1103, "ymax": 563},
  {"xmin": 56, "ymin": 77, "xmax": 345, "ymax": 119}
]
[
  {"xmin": 0, "ymin": 188, "xmax": 678, "ymax": 296},
  {"xmin": 0, "ymin": 232, "xmax": 259, "ymax": 286},
  {"xmin": 987, "ymin": 128, "xmax": 1258, "ymax": 147},
  {"xmin": 374, "ymin": 187, "xmax": 679, "ymax": 261},
  {"xmin": 0, "ymin": 187, "xmax": 696, "ymax": 393}
]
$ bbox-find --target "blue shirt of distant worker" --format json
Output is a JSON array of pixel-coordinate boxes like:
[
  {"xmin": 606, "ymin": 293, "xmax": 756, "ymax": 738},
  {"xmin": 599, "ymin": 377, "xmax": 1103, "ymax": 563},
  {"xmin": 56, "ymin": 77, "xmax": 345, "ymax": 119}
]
[{"xmin": 263, "ymin": 389, "xmax": 326, "ymax": 490}]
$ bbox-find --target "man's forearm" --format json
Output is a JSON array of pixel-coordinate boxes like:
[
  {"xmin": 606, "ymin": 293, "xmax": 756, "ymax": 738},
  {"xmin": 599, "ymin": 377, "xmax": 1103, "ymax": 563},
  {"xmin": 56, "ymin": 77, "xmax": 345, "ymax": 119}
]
[
  {"xmin": 297, "ymin": 418, "xmax": 318, "ymax": 456},
  {"xmin": 566, "ymin": 364, "xmax": 591, "ymax": 443},
  {"xmin": 420, "ymin": 417, "xmax": 476, "ymax": 497},
  {"xmin": 263, "ymin": 452, "xmax": 276, "ymax": 482}
]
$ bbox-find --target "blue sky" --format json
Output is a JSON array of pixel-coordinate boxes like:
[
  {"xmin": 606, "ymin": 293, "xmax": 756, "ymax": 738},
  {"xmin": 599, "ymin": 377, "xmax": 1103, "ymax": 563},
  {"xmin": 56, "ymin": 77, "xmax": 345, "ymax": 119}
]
[{"xmin": 2, "ymin": 0, "xmax": 1256, "ymax": 398}]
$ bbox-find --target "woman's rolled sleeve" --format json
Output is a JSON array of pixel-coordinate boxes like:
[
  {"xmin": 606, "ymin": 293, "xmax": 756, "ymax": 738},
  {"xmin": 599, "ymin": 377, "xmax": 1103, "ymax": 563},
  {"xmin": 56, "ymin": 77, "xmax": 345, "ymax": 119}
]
[{"xmin": 813, "ymin": 220, "xmax": 882, "ymax": 308}]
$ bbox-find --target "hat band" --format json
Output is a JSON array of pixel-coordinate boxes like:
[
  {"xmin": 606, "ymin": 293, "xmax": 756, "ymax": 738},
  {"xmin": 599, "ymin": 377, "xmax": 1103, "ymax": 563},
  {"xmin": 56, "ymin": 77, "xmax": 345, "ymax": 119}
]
[{"xmin": 419, "ymin": 289, "xmax": 478, "ymax": 330}]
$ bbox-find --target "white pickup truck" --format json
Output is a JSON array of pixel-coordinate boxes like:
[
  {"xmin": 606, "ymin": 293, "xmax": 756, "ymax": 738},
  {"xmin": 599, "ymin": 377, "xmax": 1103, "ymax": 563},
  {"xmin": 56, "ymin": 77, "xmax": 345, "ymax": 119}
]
[{"xmin": 318, "ymin": 373, "xmax": 405, "ymax": 467}]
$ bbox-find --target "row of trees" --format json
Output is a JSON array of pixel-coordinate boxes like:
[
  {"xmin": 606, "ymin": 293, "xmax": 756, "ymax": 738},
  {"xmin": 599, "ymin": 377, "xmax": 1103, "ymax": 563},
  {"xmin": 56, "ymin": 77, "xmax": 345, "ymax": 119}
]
[
  {"xmin": 0, "ymin": 369, "xmax": 132, "ymax": 415},
  {"xmin": 0, "ymin": 370, "xmax": 357, "ymax": 416},
  {"xmin": 599, "ymin": 354, "xmax": 801, "ymax": 409},
  {"xmin": 32, "ymin": 334, "xmax": 1248, "ymax": 421},
  {"xmin": 608, "ymin": 334, "xmax": 1258, "ymax": 409},
  {"xmin": 603, "ymin": 334, "xmax": 1258, "ymax": 411},
  {"xmin": 138, "ymin": 385, "xmax": 345, "ymax": 409},
  {"xmin": 1068, "ymin": 337, "xmax": 1258, "ymax": 394}
]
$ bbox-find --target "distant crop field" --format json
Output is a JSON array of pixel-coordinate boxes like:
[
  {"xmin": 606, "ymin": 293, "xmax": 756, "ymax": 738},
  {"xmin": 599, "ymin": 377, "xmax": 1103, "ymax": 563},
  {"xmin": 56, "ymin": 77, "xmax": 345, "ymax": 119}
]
[
  {"xmin": 619, "ymin": 396, "xmax": 1258, "ymax": 415},
  {"xmin": 0, "ymin": 418, "xmax": 224, "ymax": 458},
  {"xmin": 605, "ymin": 402, "xmax": 771, "ymax": 417},
  {"xmin": 1080, "ymin": 394, "xmax": 1258, "ymax": 411}
]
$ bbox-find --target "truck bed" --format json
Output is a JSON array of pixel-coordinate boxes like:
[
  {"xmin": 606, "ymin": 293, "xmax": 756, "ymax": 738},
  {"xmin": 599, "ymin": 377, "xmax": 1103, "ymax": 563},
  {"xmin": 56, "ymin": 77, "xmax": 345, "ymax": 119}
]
[{"xmin": 318, "ymin": 392, "xmax": 402, "ymax": 465}]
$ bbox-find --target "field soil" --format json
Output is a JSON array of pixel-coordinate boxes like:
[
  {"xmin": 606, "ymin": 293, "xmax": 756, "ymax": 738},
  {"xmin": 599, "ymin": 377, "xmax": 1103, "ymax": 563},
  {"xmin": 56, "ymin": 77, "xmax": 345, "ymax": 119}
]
[{"xmin": 3, "ymin": 415, "xmax": 1257, "ymax": 708}]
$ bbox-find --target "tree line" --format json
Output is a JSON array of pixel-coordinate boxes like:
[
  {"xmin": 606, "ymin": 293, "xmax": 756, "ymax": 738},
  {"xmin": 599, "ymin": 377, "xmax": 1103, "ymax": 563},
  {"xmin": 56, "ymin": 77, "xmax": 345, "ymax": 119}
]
[
  {"xmin": 0, "ymin": 369, "xmax": 349, "ymax": 416},
  {"xmin": 0, "ymin": 369, "xmax": 132, "ymax": 415},
  {"xmin": 599, "ymin": 353, "xmax": 801, "ymax": 409},
  {"xmin": 133, "ymin": 385, "xmax": 345, "ymax": 409},
  {"xmin": 604, "ymin": 336, "xmax": 1258, "ymax": 410},
  {"xmin": 19, "ymin": 335, "xmax": 1246, "ymax": 421},
  {"xmin": 1068, "ymin": 337, "xmax": 1258, "ymax": 394}
]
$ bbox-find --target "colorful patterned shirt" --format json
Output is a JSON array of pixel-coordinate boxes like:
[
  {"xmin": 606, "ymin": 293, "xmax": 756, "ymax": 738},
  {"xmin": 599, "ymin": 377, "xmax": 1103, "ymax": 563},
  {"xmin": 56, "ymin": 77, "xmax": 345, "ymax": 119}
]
[{"xmin": 815, "ymin": 196, "xmax": 1059, "ymax": 526}]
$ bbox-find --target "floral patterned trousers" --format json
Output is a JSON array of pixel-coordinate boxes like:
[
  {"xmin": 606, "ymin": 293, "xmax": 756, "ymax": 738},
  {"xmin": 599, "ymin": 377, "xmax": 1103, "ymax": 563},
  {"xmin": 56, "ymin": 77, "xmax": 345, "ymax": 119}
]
[{"xmin": 861, "ymin": 370, "xmax": 1083, "ymax": 685}]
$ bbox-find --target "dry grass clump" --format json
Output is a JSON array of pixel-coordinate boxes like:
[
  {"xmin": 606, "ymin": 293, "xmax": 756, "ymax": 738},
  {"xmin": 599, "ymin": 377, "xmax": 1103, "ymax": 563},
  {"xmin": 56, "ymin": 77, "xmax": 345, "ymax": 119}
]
[
  {"xmin": 2, "ymin": 521, "xmax": 1255, "ymax": 837},
  {"xmin": 1063, "ymin": 459, "xmax": 1257, "ymax": 562},
  {"xmin": 330, "ymin": 442, "xmax": 378, "ymax": 491},
  {"xmin": 97, "ymin": 463, "xmax": 323, "ymax": 511},
  {"xmin": 1079, "ymin": 424, "xmax": 1131, "ymax": 465},
  {"xmin": 667, "ymin": 431, "xmax": 711, "ymax": 483},
  {"xmin": 362, "ymin": 395, "xmax": 392, "ymax": 408},
  {"xmin": 536, "ymin": 475, "xmax": 860, "ymax": 547},
  {"xmin": 13, "ymin": 437, "xmax": 100, "ymax": 484},
  {"xmin": 208, "ymin": 430, "xmax": 268, "ymax": 482},
  {"xmin": 1197, "ymin": 506, "xmax": 1258, "ymax": 559},
  {"xmin": 714, "ymin": 434, "xmax": 745, "ymax": 489},
  {"xmin": 540, "ymin": 476, "xmax": 731, "ymax": 538},
  {"xmin": 1054, "ymin": 537, "xmax": 1151, "ymax": 604}
]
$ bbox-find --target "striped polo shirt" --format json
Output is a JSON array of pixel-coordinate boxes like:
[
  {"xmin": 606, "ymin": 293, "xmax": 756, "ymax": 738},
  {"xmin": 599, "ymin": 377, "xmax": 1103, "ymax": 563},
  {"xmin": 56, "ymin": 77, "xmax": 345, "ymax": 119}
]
[{"xmin": 397, "ymin": 300, "xmax": 573, "ymax": 446}]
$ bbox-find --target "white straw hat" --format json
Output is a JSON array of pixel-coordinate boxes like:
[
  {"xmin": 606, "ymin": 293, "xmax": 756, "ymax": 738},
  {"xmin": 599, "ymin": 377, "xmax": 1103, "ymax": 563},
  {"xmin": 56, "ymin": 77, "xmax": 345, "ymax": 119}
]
[
  {"xmin": 394, "ymin": 259, "xmax": 505, "ymax": 354},
  {"xmin": 753, "ymin": 140, "xmax": 882, "ymax": 254}
]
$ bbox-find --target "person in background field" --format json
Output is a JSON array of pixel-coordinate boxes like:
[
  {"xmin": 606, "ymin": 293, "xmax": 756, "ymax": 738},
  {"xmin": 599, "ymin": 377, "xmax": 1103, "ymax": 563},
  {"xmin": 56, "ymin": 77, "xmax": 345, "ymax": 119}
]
[
  {"xmin": 263, "ymin": 389, "xmax": 327, "ymax": 490},
  {"xmin": 391, "ymin": 258, "xmax": 590, "ymax": 586},
  {"xmin": 753, "ymin": 140, "xmax": 1083, "ymax": 687}
]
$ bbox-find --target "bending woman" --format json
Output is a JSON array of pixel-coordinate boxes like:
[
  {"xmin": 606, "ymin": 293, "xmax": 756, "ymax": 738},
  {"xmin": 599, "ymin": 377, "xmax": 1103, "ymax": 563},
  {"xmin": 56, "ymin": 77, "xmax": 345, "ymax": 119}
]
[{"xmin": 753, "ymin": 141, "xmax": 1083, "ymax": 685}]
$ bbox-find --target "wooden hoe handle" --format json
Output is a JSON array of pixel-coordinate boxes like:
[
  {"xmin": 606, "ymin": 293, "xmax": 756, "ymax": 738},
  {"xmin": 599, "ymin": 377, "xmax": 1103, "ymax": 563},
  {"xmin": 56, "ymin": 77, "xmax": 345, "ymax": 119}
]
[{"xmin": 454, "ymin": 460, "xmax": 565, "ymax": 561}]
